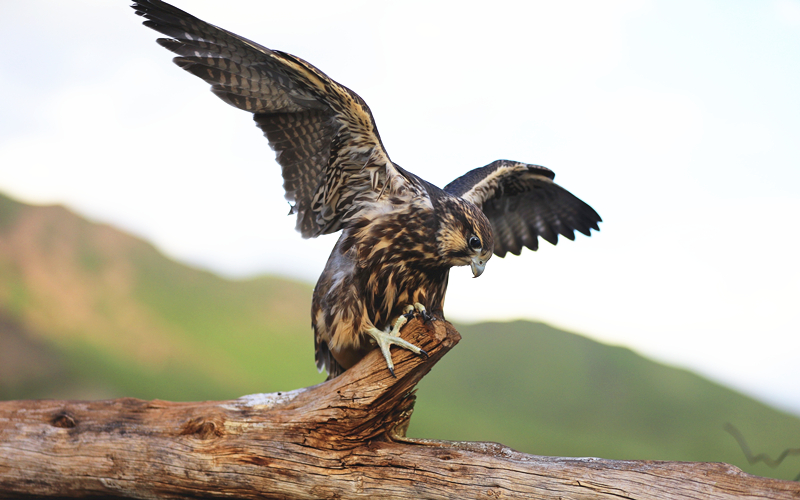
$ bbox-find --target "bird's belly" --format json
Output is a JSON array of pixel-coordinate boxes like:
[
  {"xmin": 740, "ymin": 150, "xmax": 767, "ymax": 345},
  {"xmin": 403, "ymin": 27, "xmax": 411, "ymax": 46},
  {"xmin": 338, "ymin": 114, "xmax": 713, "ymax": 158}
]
[
  {"xmin": 312, "ymin": 207, "xmax": 447, "ymax": 371},
  {"xmin": 365, "ymin": 266, "xmax": 446, "ymax": 328},
  {"xmin": 314, "ymin": 268, "xmax": 444, "ymax": 366}
]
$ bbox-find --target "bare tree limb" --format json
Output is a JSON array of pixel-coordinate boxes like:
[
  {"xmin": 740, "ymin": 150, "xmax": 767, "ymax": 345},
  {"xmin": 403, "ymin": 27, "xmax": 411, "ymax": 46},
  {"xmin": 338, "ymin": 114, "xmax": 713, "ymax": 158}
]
[{"xmin": 1, "ymin": 319, "xmax": 797, "ymax": 499}]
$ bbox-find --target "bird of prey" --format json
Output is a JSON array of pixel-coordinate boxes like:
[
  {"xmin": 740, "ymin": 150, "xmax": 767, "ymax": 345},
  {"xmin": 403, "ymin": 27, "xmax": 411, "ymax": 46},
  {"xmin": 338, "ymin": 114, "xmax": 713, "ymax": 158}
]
[{"xmin": 132, "ymin": 0, "xmax": 601, "ymax": 379}]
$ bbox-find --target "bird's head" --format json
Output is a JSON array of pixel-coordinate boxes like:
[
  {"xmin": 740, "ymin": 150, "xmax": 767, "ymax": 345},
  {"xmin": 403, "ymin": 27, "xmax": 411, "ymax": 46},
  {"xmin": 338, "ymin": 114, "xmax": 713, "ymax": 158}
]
[{"xmin": 436, "ymin": 199, "xmax": 494, "ymax": 278}]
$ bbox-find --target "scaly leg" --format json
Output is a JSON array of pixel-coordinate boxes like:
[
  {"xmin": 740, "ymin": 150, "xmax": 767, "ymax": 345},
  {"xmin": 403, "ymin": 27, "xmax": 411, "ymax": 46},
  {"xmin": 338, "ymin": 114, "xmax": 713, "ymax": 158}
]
[{"xmin": 366, "ymin": 307, "xmax": 429, "ymax": 377}]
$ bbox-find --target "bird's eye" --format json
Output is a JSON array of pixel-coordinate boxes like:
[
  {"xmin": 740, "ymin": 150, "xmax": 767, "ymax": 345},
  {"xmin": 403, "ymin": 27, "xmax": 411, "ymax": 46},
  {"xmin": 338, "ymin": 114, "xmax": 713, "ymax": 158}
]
[{"xmin": 468, "ymin": 236, "xmax": 482, "ymax": 250}]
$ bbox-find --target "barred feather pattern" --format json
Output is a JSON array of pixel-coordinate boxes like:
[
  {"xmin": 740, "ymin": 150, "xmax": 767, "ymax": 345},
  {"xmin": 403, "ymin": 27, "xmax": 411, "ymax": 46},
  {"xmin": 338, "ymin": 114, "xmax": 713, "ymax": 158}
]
[
  {"xmin": 445, "ymin": 160, "xmax": 602, "ymax": 257},
  {"xmin": 133, "ymin": 0, "xmax": 407, "ymax": 238},
  {"xmin": 254, "ymin": 111, "xmax": 334, "ymax": 235}
]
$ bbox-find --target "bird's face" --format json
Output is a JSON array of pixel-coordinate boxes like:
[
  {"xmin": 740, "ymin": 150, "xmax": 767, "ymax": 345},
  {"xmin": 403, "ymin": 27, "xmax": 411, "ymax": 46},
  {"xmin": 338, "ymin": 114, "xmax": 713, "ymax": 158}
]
[{"xmin": 437, "ymin": 200, "xmax": 494, "ymax": 277}]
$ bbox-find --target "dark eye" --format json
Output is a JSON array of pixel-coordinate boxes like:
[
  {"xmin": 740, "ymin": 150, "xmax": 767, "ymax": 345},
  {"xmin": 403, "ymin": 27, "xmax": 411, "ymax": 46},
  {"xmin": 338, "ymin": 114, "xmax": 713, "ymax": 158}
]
[{"xmin": 468, "ymin": 236, "xmax": 482, "ymax": 250}]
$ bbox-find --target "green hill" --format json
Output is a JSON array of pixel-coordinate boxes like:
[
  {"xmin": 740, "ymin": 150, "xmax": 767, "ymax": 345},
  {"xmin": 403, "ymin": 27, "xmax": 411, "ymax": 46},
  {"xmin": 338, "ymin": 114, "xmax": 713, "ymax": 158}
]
[
  {"xmin": 1, "ymin": 191, "xmax": 798, "ymax": 481},
  {"xmin": 0, "ymin": 191, "xmax": 324, "ymax": 400},
  {"xmin": 413, "ymin": 320, "xmax": 800, "ymax": 479}
]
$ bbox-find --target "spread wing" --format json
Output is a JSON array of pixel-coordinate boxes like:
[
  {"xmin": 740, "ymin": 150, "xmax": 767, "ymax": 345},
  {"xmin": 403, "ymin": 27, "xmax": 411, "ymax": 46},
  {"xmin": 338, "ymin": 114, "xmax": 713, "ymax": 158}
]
[
  {"xmin": 444, "ymin": 160, "xmax": 601, "ymax": 257},
  {"xmin": 132, "ymin": 0, "xmax": 412, "ymax": 237}
]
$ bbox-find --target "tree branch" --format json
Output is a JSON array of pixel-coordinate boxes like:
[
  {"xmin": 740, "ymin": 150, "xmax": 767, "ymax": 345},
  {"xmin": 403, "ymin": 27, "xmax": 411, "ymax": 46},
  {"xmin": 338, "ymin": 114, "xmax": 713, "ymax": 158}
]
[{"xmin": 0, "ymin": 319, "xmax": 797, "ymax": 499}]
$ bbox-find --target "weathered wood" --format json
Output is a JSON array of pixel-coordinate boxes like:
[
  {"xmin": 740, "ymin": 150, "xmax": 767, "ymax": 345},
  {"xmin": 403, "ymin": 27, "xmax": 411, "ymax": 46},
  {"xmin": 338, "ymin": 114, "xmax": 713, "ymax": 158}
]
[{"xmin": 0, "ymin": 319, "xmax": 797, "ymax": 499}]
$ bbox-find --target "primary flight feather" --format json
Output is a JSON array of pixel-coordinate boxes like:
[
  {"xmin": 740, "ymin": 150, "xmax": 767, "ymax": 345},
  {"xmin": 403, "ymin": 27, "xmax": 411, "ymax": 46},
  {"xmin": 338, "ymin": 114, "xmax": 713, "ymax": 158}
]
[{"xmin": 132, "ymin": 0, "xmax": 602, "ymax": 379}]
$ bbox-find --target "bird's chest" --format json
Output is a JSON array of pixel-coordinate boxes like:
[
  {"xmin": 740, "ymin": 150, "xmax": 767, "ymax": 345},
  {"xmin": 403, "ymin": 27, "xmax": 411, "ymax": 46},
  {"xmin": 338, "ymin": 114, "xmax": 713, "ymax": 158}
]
[{"xmin": 345, "ymin": 205, "xmax": 447, "ymax": 327}]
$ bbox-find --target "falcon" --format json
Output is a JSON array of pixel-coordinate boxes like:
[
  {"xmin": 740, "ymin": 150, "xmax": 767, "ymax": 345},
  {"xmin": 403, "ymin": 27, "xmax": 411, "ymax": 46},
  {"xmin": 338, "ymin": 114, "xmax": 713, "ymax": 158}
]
[{"xmin": 132, "ymin": 0, "xmax": 602, "ymax": 379}]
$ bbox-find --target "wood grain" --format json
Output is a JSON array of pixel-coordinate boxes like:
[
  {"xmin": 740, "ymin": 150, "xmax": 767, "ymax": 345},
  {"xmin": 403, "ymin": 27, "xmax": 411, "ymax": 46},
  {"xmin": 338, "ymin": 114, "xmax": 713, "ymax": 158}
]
[{"xmin": 1, "ymin": 319, "xmax": 797, "ymax": 499}]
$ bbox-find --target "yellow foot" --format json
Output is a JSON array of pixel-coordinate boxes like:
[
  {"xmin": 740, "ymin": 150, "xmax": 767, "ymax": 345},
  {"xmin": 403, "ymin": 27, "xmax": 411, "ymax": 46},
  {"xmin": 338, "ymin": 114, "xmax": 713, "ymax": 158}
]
[{"xmin": 367, "ymin": 311, "xmax": 429, "ymax": 377}]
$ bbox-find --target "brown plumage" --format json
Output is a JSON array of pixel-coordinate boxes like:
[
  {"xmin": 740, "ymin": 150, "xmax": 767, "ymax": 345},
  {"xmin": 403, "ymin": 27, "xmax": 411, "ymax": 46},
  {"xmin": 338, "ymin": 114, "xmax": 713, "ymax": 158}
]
[{"xmin": 132, "ymin": 0, "xmax": 602, "ymax": 379}]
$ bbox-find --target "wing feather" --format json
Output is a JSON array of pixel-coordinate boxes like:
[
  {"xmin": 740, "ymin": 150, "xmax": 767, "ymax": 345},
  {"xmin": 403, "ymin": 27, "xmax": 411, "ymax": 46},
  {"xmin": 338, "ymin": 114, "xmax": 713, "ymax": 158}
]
[
  {"xmin": 133, "ymin": 0, "xmax": 412, "ymax": 238},
  {"xmin": 444, "ymin": 160, "xmax": 601, "ymax": 257}
]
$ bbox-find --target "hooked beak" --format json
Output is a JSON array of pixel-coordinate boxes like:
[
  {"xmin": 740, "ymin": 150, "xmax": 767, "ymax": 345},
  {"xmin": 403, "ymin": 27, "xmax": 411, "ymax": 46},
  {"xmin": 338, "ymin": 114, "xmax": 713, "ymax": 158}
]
[{"xmin": 470, "ymin": 256, "xmax": 486, "ymax": 278}]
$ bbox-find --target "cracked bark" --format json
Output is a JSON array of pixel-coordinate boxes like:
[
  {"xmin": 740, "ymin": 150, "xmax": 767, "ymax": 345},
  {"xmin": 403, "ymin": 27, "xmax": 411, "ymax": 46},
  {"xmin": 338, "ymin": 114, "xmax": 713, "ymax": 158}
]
[{"xmin": 0, "ymin": 318, "xmax": 797, "ymax": 499}]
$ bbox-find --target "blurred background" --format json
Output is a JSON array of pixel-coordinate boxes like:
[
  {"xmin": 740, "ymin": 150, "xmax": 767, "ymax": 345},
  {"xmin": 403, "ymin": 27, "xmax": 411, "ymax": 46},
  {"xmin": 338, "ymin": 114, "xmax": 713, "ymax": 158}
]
[{"xmin": 1, "ymin": 0, "xmax": 799, "ymax": 481}]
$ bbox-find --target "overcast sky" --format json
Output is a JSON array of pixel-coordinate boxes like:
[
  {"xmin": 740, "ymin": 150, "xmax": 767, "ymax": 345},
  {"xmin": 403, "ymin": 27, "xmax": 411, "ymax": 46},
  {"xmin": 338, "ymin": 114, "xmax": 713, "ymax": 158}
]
[{"xmin": 1, "ymin": 0, "xmax": 799, "ymax": 416}]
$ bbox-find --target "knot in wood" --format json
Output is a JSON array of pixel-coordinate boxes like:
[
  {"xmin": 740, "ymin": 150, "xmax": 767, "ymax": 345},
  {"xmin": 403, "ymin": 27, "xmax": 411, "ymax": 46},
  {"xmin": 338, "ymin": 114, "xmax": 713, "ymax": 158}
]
[
  {"xmin": 51, "ymin": 411, "xmax": 76, "ymax": 429},
  {"xmin": 180, "ymin": 416, "xmax": 225, "ymax": 439}
]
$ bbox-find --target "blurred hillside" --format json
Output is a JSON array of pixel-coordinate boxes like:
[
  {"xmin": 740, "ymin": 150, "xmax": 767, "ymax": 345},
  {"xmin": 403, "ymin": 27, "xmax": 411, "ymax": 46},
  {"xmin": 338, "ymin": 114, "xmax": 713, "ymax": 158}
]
[
  {"xmin": 1, "ymin": 192, "xmax": 798, "ymax": 481},
  {"xmin": 0, "ymin": 191, "xmax": 323, "ymax": 400}
]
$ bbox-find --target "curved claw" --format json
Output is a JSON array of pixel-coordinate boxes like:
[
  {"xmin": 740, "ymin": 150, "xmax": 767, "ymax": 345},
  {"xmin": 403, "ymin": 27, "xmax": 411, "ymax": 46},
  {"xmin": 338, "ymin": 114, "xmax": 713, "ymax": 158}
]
[
  {"xmin": 420, "ymin": 309, "xmax": 433, "ymax": 323},
  {"xmin": 366, "ymin": 316, "xmax": 426, "ymax": 376},
  {"xmin": 400, "ymin": 303, "xmax": 436, "ymax": 323},
  {"xmin": 364, "ymin": 302, "xmax": 436, "ymax": 375},
  {"xmin": 410, "ymin": 302, "xmax": 436, "ymax": 323}
]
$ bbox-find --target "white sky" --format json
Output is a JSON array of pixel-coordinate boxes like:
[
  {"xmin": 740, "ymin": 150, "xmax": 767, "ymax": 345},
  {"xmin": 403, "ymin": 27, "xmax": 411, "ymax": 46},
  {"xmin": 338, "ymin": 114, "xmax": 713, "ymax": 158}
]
[{"xmin": 1, "ymin": 1, "xmax": 798, "ymax": 416}]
